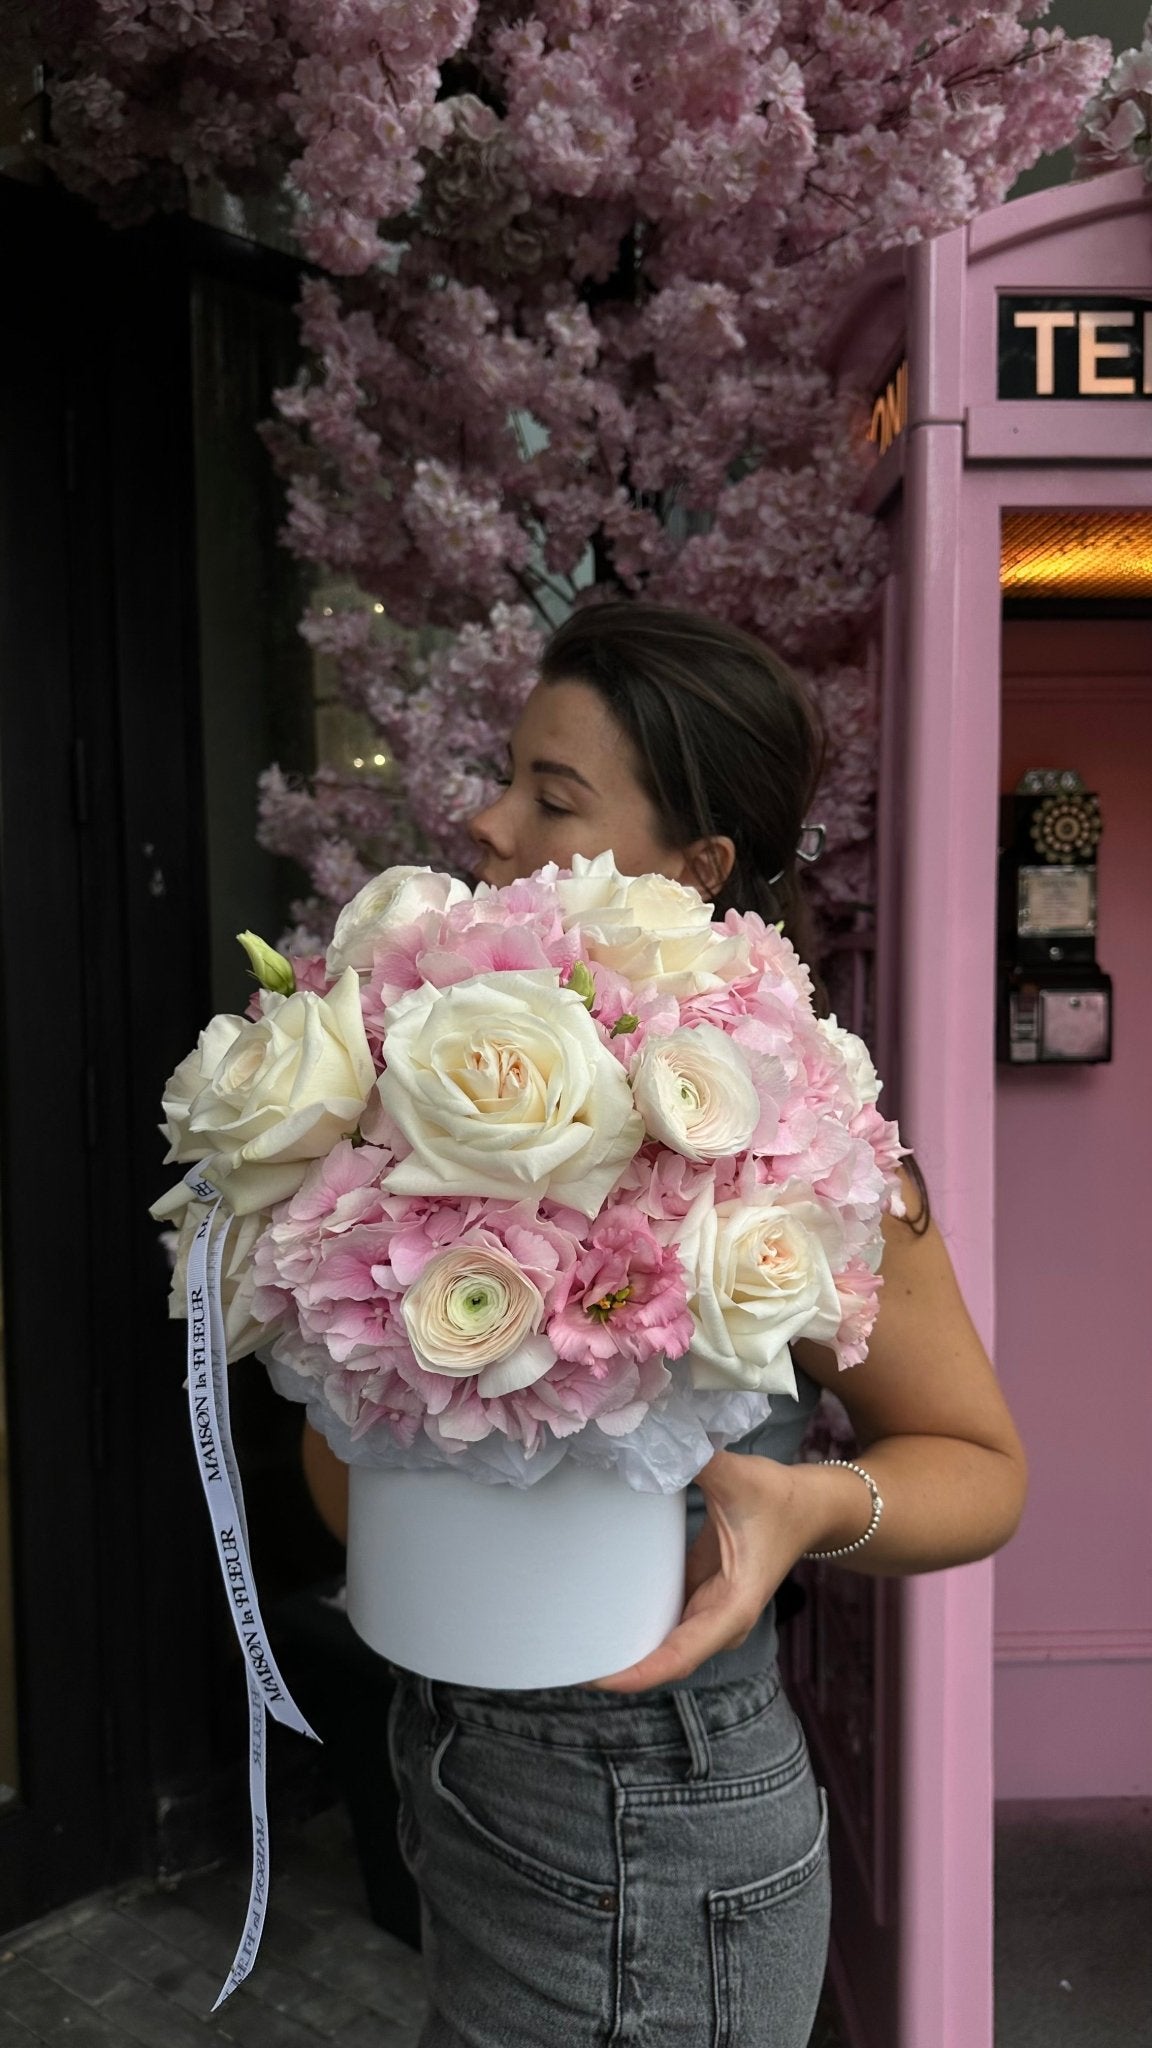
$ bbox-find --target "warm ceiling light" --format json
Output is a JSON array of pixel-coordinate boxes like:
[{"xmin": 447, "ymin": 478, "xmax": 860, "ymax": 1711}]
[{"xmin": 1001, "ymin": 510, "xmax": 1152, "ymax": 598}]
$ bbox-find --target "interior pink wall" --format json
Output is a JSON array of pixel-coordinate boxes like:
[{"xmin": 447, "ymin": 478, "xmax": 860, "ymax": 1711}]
[{"xmin": 995, "ymin": 619, "xmax": 1152, "ymax": 1799}]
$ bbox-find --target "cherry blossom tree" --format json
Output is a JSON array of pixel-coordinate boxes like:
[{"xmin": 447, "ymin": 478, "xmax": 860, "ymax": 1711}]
[
  {"xmin": 1075, "ymin": 12, "xmax": 1152, "ymax": 181},
  {"xmin": 37, "ymin": 2, "xmax": 1111, "ymax": 946}
]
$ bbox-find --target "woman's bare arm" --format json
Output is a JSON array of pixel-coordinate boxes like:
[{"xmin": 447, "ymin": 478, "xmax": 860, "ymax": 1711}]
[
  {"xmin": 786, "ymin": 1169, "xmax": 1028, "ymax": 1572},
  {"xmin": 595, "ymin": 1166, "xmax": 1027, "ymax": 1691}
]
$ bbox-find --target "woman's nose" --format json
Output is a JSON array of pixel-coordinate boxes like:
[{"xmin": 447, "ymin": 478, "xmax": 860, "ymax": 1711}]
[{"xmin": 469, "ymin": 790, "xmax": 513, "ymax": 856}]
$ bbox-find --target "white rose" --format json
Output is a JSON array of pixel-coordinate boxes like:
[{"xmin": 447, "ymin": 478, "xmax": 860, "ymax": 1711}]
[
  {"xmin": 377, "ymin": 969, "xmax": 643, "ymax": 1217},
  {"xmin": 326, "ymin": 865, "xmax": 472, "ymax": 975},
  {"xmin": 631, "ymin": 1024, "xmax": 760, "ymax": 1161},
  {"xmin": 817, "ymin": 1015, "xmax": 882, "ymax": 1106},
  {"xmin": 159, "ymin": 1195, "xmax": 279, "ymax": 1363},
  {"xmin": 676, "ymin": 1182, "xmax": 845, "ymax": 1393},
  {"xmin": 559, "ymin": 860, "xmax": 747, "ymax": 996},
  {"xmin": 401, "ymin": 1245, "xmax": 555, "ymax": 1397},
  {"xmin": 547, "ymin": 850, "xmax": 635, "ymax": 919},
  {"xmin": 159, "ymin": 967, "xmax": 377, "ymax": 1214}
]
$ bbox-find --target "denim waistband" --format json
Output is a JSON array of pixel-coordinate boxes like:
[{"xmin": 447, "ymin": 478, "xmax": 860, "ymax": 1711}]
[{"xmin": 396, "ymin": 1659, "xmax": 782, "ymax": 1755}]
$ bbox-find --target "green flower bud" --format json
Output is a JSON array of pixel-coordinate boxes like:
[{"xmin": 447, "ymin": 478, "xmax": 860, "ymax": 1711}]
[
  {"xmin": 564, "ymin": 962, "xmax": 597, "ymax": 1010},
  {"xmin": 610, "ymin": 1014, "xmax": 639, "ymax": 1038},
  {"xmin": 236, "ymin": 930, "xmax": 296, "ymax": 996}
]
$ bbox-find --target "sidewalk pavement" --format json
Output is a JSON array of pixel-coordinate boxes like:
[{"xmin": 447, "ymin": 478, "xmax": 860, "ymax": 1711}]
[{"xmin": 0, "ymin": 1804, "xmax": 847, "ymax": 2046}]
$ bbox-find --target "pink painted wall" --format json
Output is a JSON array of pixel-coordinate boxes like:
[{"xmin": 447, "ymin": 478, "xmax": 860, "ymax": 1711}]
[
  {"xmin": 995, "ymin": 619, "xmax": 1152, "ymax": 1799},
  {"xmin": 890, "ymin": 171, "xmax": 1150, "ymax": 2048}
]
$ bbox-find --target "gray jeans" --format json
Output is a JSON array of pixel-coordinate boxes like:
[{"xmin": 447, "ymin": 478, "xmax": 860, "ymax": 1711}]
[{"xmin": 386, "ymin": 1662, "xmax": 830, "ymax": 2046}]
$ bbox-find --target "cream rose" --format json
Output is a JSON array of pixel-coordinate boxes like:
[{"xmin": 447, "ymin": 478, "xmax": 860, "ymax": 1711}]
[
  {"xmin": 546, "ymin": 849, "xmax": 636, "ymax": 919},
  {"xmin": 326, "ymin": 864, "xmax": 473, "ymax": 975},
  {"xmin": 377, "ymin": 969, "xmax": 642, "ymax": 1216},
  {"xmin": 676, "ymin": 1182, "xmax": 845, "ymax": 1393},
  {"xmin": 159, "ymin": 1195, "xmax": 279, "ymax": 1363},
  {"xmin": 553, "ymin": 858, "xmax": 747, "ymax": 996},
  {"xmin": 817, "ymin": 1015, "xmax": 882, "ymax": 1106},
  {"xmin": 158, "ymin": 967, "xmax": 377, "ymax": 1214},
  {"xmin": 631, "ymin": 1024, "xmax": 760, "ymax": 1161},
  {"xmin": 401, "ymin": 1245, "xmax": 555, "ymax": 1397}
]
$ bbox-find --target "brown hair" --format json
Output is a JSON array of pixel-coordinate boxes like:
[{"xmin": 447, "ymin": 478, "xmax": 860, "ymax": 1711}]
[
  {"xmin": 540, "ymin": 600, "xmax": 930, "ymax": 1234},
  {"xmin": 541, "ymin": 601, "xmax": 826, "ymax": 971}
]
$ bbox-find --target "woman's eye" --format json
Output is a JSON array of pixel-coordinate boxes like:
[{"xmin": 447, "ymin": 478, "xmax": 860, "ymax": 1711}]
[
  {"xmin": 537, "ymin": 797, "xmax": 570, "ymax": 819},
  {"xmin": 492, "ymin": 773, "xmax": 512, "ymax": 790}
]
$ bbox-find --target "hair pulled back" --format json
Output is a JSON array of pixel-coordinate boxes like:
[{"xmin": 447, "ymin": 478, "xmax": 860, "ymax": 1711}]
[{"xmin": 540, "ymin": 601, "xmax": 827, "ymax": 998}]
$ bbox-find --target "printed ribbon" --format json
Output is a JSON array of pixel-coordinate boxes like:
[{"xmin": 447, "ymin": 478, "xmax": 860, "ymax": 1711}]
[{"xmin": 183, "ymin": 1170, "xmax": 319, "ymax": 2007}]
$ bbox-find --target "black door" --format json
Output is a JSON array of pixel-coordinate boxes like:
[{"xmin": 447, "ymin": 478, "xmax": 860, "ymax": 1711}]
[{"xmin": 0, "ymin": 173, "xmax": 244, "ymax": 1929}]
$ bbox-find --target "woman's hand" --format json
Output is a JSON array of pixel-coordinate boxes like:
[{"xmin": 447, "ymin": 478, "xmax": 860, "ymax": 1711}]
[{"xmin": 589, "ymin": 1450, "xmax": 826, "ymax": 1694}]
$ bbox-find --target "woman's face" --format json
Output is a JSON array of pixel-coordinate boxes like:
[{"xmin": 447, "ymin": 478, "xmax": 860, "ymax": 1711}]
[{"xmin": 470, "ymin": 679, "xmax": 694, "ymax": 889}]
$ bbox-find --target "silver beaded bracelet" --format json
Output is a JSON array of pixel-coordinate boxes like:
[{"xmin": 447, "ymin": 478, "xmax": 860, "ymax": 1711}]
[{"xmin": 802, "ymin": 1459, "xmax": 885, "ymax": 1560}]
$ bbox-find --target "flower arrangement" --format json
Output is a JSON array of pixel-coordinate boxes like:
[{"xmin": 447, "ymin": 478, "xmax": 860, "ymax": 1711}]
[{"xmin": 153, "ymin": 856, "xmax": 905, "ymax": 1495}]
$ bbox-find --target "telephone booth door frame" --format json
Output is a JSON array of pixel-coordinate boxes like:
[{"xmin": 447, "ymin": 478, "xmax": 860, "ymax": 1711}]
[{"xmin": 891, "ymin": 166, "xmax": 1151, "ymax": 2048}]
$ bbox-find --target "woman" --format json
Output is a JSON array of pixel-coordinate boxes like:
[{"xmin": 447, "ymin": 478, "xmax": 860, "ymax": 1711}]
[{"xmin": 305, "ymin": 601, "xmax": 1027, "ymax": 2047}]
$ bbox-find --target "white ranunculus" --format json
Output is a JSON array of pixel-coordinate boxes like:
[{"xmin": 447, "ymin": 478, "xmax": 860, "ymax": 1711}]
[
  {"xmin": 818, "ymin": 1014, "xmax": 882, "ymax": 1105},
  {"xmin": 631, "ymin": 1024, "xmax": 760, "ymax": 1161},
  {"xmin": 401, "ymin": 1245, "xmax": 555, "ymax": 1397},
  {"xmin": 160, "ymin": 1196, "xmax": 279, "ymax": 1363},
  {"xmin": 675, "ymin": 1182, "xmax": 845, "ymax": 1393},
  {"xmin": 377, "ymin": 969, "xmax": 643, "ymax": 1217},
  {"xmin": 158, "ymin": 966, "xmax": 377, "ymax": 1214},
  {"xmin": 326, "ymin": 865, "xmax": 473, "ymax": 975}
]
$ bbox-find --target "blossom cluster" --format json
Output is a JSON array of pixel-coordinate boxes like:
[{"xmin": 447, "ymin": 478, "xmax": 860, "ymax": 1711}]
[
  {"xmin": 37, "ymin": 5, "xmax": 1111, "ymax": 939},
  {"xmin": 1075, "ymin": 16, "xmax": 1152, "ymax": 181},
  {"xmin": 152, "ymin": 857, "xmax": 906, "ymax": 1489}
]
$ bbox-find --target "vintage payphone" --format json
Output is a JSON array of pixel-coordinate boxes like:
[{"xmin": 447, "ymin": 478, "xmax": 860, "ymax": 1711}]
[{"xmin": 997, "ymin": 768, "xmax": 1113, "ymax": 1064}]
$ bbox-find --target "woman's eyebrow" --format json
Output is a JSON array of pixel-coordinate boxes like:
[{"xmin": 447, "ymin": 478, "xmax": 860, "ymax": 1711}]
[{"xmin": 530, "ymin": 756, "xmax": 598, "ymax": 794}]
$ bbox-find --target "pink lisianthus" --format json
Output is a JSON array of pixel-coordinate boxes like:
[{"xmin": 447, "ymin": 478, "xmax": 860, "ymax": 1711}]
[
  {"xmin": 833, "ymin": 1257, "xmax": 885, "ymax": 1369},
  {"xmin": 546, "ymin": 1205, "xmax": 694, "ymax": 1367}
]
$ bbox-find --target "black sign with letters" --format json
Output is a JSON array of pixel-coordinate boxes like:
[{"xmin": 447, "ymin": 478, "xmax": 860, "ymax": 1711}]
[{"xmin": 998, "ymin": 295, "xmax": 1152, "ymax": 400}]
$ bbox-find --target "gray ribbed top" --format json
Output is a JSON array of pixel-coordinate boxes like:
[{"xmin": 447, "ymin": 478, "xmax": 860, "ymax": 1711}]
[{"xmin": 670, "ymin": 1362, "xmax": 821, "ymax": 1691}]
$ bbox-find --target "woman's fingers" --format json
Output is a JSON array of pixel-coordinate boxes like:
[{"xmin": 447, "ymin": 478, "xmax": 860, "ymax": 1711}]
[
  {"xmin": 588, "ymin": 1576, "xmax": 759, "ymax": 1693},
  {"xmin": 589, "ymin": 1452, "xmax": 807, "ymax": 1691}
]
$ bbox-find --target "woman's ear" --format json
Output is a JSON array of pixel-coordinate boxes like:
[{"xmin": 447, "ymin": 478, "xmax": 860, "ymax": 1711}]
[{"xmin": 684, "ymin": 835, "xmax": 736, "ymax": 901}]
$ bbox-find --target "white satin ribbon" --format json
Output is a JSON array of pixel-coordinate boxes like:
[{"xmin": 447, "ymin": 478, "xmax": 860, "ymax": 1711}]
[{"xmin": 183, "ymin": 1169, "xmax": 319, "ymax": 2006}]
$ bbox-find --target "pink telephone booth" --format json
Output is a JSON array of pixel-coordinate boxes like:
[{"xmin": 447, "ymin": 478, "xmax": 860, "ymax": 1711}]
[{"xmin": 798, "ymin": 166, "xmax": 1152, "ymax": 2048}]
